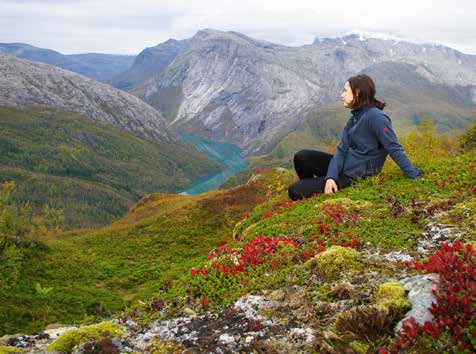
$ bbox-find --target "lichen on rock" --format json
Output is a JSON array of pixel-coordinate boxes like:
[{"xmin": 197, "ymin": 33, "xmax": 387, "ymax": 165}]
[
  {"xmin": 46, "ymin": 321, "xmax": 125, "ymax": 353},
  {"xmin": 146, "ymin": 338, "xmax": 186, "ymax": 354},
  {"xmin": 349, "ymin": 340, "xmax": 370, "ymax": 354},
  {"xmin": 449, "ymin": 199, "xmax": 476, "ymax": 229},
  {"xmin": 374, "ymin": 282, "xmax": 411, "ymax": 315},
  {"xmin": 306, "ymin": 246, "xmax": 362, "ymax": 282},
  {"xmin": 0, "ymin": 346, "xmax": 26, "ymax": 353}
]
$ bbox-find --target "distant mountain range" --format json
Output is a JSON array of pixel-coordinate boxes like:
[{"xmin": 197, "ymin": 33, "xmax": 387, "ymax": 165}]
[
  {"xmin": 0, "ymin": 42, "xmax": 134, "ymax": 83},
  {"xmin": 2, "ymin": 29, "xmax": 476, "ymax": 158}
]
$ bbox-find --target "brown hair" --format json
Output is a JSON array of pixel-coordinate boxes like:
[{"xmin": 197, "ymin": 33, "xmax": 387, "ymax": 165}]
[{"xmin": 347, "ymin": 74, "xmax": 386, "ymax": 110}]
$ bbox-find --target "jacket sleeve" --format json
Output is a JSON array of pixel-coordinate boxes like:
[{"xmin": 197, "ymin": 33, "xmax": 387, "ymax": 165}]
[
  {"xmin": 325, "ymin": 119, "xmax": 351, "ymax": 182},
  {"xmin": 369, "ymin": 111, "xmax": 421, "ymax": 179}
]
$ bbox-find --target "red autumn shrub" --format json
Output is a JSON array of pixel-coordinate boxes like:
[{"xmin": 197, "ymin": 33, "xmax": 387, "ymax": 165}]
[
  {"xmin": 190, "ymin": 235, "xmax": 299, "ymax": 278},
  {"xmin": 433, "ymin": 176, "xmax": 455, "ymax": 187},
  {"xmin": 237, "ymin": 212, "xmax": 251, "ymax": 223},
  {"xmin": 261, "ymin": 198, "xmax": 305, "ymax": 220},
  {"xmin": 382, "ymin": 242, "xmax": 475, "ymax": 353},
  {"xmin": 323, "ymin": 202, "xmax": 346, "ymax": 224},
  {"xmin": 315, "ymin": 203, "xmax": 360, "ymax": 248}
]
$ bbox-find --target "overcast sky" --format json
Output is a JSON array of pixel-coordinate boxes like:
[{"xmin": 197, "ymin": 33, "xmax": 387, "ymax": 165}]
[{"xmin": 1, "ymin": 0, "xmax": 475, "ymax": 55}]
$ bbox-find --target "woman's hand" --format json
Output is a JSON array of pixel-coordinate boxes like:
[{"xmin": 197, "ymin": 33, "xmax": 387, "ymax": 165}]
[{"xmin": 324, "ymin": 179, "xmax": 338, "ymax": 194}]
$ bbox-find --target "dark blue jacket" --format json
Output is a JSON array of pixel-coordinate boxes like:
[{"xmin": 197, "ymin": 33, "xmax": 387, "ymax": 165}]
[{"xmin": 325, "ymin": 105, "xmax": 421, "ymax": 182}]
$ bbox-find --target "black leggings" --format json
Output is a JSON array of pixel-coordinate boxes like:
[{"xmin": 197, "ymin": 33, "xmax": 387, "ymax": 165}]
[{"xmin": 288, "ymin": 149, "xmax": 352, "ymax": 201}]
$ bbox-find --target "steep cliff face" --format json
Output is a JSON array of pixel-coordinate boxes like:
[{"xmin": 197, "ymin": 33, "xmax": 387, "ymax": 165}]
[
  {"xmin": 0, "ymin": 53, "xmax": 174, "ymax": 143},
  {"xmin": 135, "ymin": 29, "xmax": 336, "ymax": 155},
  {"xmin": 125, "ymin": 29, "xmax": 476, "ymax": 155}
]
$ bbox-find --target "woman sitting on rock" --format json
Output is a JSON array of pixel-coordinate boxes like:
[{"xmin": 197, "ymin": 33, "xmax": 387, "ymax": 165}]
[{"xmin": 288, "ymin": 74, "xmax": 421, "ymax": 201}]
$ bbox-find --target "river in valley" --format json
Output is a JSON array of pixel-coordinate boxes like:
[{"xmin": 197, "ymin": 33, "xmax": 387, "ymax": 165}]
[{"xmin": 179, "ymin": 133, "xmax": 249, "ymax": 195}]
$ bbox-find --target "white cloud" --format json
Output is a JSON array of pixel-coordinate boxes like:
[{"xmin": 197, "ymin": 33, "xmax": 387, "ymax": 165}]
[{"xmin": 0, "ymin": 0, "xmax": 475, "ymax": 55}]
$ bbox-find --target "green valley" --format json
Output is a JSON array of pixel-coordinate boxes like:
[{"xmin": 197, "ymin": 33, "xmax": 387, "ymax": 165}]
[{"xmin": 0, "ymin": 105, "xmax": 223, "ymax": 229}]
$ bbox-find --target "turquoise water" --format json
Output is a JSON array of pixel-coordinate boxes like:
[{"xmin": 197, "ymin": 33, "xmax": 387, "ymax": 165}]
[{"xmin": 179, "ymin": 133, "xmax": 249, "ymax": 195}]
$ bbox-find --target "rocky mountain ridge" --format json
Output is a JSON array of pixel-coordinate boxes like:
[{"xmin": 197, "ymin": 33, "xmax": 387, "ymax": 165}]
[
  {"xmin": 120, "ymin": 29, "xmax": 476, "ymax": 155},
  {"xmin": 4, "ymin": 31, "xmax": 475, "ymax": 156},
  {"xmin": 0, "ymin": 52, "xmax": 174, "ymax": 143},
  {"xmin": 0, "ymin": 42, "xmax": 135, "ymax": 83}
]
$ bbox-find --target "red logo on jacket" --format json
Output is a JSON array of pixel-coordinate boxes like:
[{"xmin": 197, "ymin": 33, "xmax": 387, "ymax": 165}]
[{"xmin": 383, "ymin": 127, "xmax": 389, "ymax": 133}]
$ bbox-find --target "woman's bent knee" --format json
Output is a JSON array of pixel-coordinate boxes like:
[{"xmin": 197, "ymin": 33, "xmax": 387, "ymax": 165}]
[
  {"xmin": 294, "ymin": 149, "xmax": 330, "ymax": 162},
  {"xmin": 288, "ymin": 184, "xmax": 302, "ymax": 201},
  {"xmin": 293, "ymin": 149, "xmax": 307, "ymax": 164}
]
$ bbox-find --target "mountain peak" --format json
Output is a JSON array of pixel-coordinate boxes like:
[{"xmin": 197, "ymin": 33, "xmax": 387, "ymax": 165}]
[
  {"xmin": 312, "ymin": 30, "xmax": 463, "ymax": 53},
  {"xmin": 191, "ymin": 28, "xmax": 279, "ymax": 50},
  {"xmin": 194, "ymin": 28, "xmax": 227, "ymax": 37},
  {"xmin": 313, "ymin": 30, "xmax": 409, "ymax": 45},
  {"xmin": 0, "ymin": 42, "xmax": 36, "ymax": 49},
  {"xmin": 162, "ymin": 38, "xmax": 180, "ymax": 45},
  {"xmin": 343, "ymin": 30, "xmax": 407, "ymax": 42}
]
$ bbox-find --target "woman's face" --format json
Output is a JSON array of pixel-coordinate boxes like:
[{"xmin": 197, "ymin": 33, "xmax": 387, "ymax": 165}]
[{"xmin": 340, "ymin": 81, "xmax": 355, "ymax": 108}]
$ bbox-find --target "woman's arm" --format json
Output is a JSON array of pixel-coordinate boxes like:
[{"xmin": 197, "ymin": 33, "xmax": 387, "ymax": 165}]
[
  {"xmin": 369, "ymin": 111, "xmax": 421, "ymax": 179},
  {"xmin": 325, "ymin": 119, "xmax": 352, "ymax": 182}
]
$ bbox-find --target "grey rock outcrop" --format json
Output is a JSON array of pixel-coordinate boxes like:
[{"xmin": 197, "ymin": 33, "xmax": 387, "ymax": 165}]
[{"xmin": 396, "ymin": 274, "xmax": 439, "ymax": 333}]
